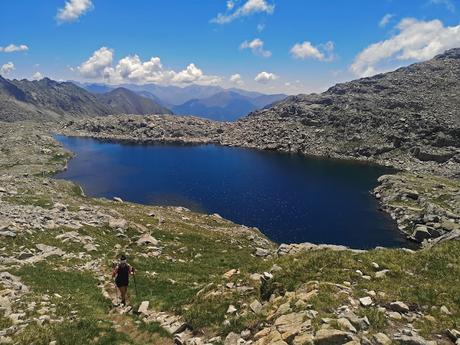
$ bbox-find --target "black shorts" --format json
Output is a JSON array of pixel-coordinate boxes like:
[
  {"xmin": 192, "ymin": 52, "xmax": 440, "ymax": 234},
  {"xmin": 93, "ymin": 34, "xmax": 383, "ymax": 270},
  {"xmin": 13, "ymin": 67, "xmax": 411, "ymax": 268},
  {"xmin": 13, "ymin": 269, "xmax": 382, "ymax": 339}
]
[{"xmin": 116, "ymin": 279, "xmax": 129, "ymax": 288}]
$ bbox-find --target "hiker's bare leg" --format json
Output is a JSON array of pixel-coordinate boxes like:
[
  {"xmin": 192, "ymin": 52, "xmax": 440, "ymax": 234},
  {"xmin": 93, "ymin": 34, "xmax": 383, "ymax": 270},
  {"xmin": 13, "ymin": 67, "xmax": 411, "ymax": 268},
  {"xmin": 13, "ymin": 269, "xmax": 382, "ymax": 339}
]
[{"xmin": 119, "ymin": 286, "xmax": 127, "ymax": 305}]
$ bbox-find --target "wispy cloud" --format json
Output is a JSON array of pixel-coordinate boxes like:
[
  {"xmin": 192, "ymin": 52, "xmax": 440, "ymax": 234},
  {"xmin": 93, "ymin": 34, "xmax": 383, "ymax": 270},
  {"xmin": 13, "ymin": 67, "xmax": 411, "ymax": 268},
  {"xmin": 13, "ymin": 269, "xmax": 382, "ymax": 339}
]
[
  {"xmin": 429, "ymin": 0, "xmax": 456, "ymax": 13},
  {"xmin": 379, "ymin": 14, "xmax": 395, "ymax": 28},
  {"xmin": 240, "ymin": 38, "xmax": 272, "ymax": 57},
  {"xmin": 0, "ymin": 44, "xmax": 29, "ymax": 53},
  {"xmin": 211, "ymin": 0, "xmax": 274, "ymax": 24}
]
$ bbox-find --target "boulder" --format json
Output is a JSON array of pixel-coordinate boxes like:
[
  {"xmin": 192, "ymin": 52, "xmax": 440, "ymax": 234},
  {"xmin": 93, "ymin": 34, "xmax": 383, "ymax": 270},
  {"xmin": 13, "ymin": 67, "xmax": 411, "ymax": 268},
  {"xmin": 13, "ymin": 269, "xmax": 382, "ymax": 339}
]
[
  {"xmin": 373, "ymin": 333, "xmax": 392, "ymax": 345},
  {"xmin": 226, "ymin": 305, "xmax": 237, "ymax": 314},
  {"xmin": 292, "ymin": 333, "xmax": 313, "ymax": 345},
  {"xmin": 375, "ymin": 269, "xmax": 390, "ymax": 279},
  {"xmin": 255, "ymin": 247, "xmax": 270, "ymax": 257},
  {"xmin": 138, "ymin": 301, "xmax": 150, "ymax": 316},
  {"xmin": 337, "ymin": 318, "xmax": 357, "ymax": 333},
  {"xmin": 394, "ymin": 334, "xmax": 431, "ymax": 345},
  {"xmin": 410, "ymin": 226, "xmax": 432, "ymax": 242},
  {"xmin": 254, "ymin": 329, "xmax": 288, "ymax": 345},
  {"xmin": 136, "ymin": 234, "xmax": 158, "ymax": 246},
  {"xmin": 250, "ymin": 299, "xmax": 263, "ymax": 314},
  {"xmin": 0, "ymin": 231, "xmax": 16, "ymax": 238},
  {"xmin": 359, "ymin": 296, "xmax": 373, "ymax": 307},
  {"xmin": 314, "ymin": 329, "xmax": 352, "ymax": 345},
  {"xmin": 389, "ymin": 301, "xmax": 410, "ymax": 313},
  {"xmin": 224, "ymin": 332, "xmax": 241, "ymax": 345},
  {"xmin": 108, "ymin": 218, "xmax": 128, "ymax": 230}
]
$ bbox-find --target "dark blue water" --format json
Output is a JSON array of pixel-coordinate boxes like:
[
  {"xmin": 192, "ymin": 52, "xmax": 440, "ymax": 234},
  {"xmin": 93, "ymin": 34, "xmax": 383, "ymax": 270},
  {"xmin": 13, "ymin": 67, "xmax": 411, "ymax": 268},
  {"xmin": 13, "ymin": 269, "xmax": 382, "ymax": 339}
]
[{"xmin": 54, "ymin": 135, "xmax": 409, "ymax": 249}]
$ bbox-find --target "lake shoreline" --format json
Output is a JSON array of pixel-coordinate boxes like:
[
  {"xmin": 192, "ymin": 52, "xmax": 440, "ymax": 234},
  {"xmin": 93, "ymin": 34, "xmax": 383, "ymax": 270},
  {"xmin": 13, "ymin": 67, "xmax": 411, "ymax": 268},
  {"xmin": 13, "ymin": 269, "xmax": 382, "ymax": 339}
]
[
  {"xmin": 54, "ymin": 134, "xmax": 406, "ymax": 249},
  {"xmin": 58, "ymin": 116, "xmax": 460, "ymax": 248}
]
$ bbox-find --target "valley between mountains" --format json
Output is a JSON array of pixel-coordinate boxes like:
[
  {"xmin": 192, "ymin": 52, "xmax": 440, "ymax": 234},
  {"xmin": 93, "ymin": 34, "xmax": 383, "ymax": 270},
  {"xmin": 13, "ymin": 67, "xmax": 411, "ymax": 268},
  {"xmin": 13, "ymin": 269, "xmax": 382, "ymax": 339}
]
[{"xmin": 0, "ymin": 49, "xmax": 459, "ymax": 345}]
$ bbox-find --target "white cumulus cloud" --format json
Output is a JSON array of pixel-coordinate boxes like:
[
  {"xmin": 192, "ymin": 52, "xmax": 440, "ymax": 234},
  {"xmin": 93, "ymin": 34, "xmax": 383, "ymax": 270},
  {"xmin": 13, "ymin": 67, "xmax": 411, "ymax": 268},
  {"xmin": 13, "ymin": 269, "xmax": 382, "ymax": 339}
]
[
  {"xmin": 350, "ymin": 18, "xmax": 460, "ymax": 77},
  {"xmin": 31, "ymin": 72, "xmax": 44, "ymax": 80},
  {"xmin": 56, "ymin": 0, "xmax": 93, "ymax": 23},
  {"xmin": 240, "ymin": 38, "xmax": 271, "ymax": 57},
  {"xmin": 379, "ymin": 14, "xmax": 394, "ymax": 28},
  {"xmin": 254, "ymin": 71, "xmax": 278, "ymax": 84},
  {"xmin": 211, "ymin": 0, "xmax": 274, "ymax": 24},
  {"xmin": 0, "ymin": 62, "xmax": 15, "ymax": 75},
  {"xmin": 229, "ymin": 73, "xmax": 244, "ymax": 85},
  {"xmin": 290, "ymin": 41, "xmax": 335, "ymax": 61},
  {"xmin": 77, "ymin": 46, "xmax": 114, "ymax": 78},
  {"xmin": 0, "ymin": 44, "xmax": 29, "ymax": 53},
  {"xmin": 77, "ymin": 47, "xmax": 221, "ymax": 85}
]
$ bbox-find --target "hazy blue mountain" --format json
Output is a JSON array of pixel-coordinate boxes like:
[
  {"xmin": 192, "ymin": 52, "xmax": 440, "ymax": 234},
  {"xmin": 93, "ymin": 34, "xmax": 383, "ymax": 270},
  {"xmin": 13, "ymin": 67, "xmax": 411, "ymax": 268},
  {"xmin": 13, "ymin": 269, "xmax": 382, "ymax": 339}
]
[
  {"xmin": 71, "ymin": 81, "xmax": 114, "ymax": 94},
  {"xmin": 97, "ymin": 88, "xmax": 172, "ymax": 115},
  {"xmin": 119, "ymin": 83, "xmax": 225, "ymax": 105},
  {"xmin": 172, "ymin": 91, "xmax": 287, "ymax": 121},
  {"xmin": 74, "ymin": 81, "xmax": 287, "ymax": 121}
]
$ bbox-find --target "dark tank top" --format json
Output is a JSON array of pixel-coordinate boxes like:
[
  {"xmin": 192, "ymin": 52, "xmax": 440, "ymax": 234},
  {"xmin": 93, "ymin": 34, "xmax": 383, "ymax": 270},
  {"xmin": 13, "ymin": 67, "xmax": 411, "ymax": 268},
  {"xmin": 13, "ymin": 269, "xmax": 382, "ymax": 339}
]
[{"xmin": 115, "ymin": 264, "xmax": 130, "ymax": 287}]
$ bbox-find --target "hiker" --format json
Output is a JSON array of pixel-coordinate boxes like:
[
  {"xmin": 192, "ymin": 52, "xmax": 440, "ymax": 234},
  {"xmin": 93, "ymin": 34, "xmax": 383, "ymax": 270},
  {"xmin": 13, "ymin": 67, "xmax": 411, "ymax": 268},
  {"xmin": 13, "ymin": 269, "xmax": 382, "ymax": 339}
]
[{"xmin": 112, "ymin": 254, "xmax": 135, "ymax": 306}]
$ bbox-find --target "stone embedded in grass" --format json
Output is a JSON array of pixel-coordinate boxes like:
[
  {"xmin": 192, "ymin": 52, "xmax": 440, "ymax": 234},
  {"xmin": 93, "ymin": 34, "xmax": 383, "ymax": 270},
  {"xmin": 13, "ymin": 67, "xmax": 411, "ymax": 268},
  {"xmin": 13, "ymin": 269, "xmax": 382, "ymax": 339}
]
[
  {"xmin": 359, "ymin": 296, "xmax": 373, "ymax": 307},
  {"xmin": 388, "ymin": 301, "xmax": 410, "ymax": 313},
  {"xmin": 250, "ymin": 299, "xmax": 263, "ymax": 314},
  {"xmin": 373, "ymin": 332, "xmax": 392, "ymax": 345},
  {"xmin": 314, "ymin": 329, "xmax": 353, "ymax": 345},
  {"xmin": 136, "ymin": 233, "xmax": 159, "ymax": 246},
  {"xmin": 138, "ymin": 301, "xmax": 150, "ymax": 316},
  {"xmin": 108, "ymin": 217, "xmax": 128, "ymax": 230},
  {"xmin": 226, "ymin": 305, "xmax": 237, "ymax": 314},
  {"xmin": 375, "ymin": 269, "xmax": 390, "ymax": 279},
  {"xmin": 440, "ymin": 305, "xmax": 452, "ymax": 315},
  {"xmin": 337, "ymin": 317, "xmax": 357, "ymax": 333},
  {"xmin": 223, "ymin": 269, "xmax": 239, "ymax": 280}
]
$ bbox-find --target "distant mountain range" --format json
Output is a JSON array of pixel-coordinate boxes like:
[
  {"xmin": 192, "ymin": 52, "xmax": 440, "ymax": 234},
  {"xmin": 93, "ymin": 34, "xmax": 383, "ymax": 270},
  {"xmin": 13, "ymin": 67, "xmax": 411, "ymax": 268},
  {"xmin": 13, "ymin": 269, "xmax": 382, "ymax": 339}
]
[
  {"xmin": 0, "ymin": 76, "xmax": 287, "ymax": 122},
  {"xmin": 74, "ymin": 81, "xmax": 287, "ymax": 121},
  {"xmin": 0, "ymin": 77, "xmax": 171, "ymax": 122},
  {"xmin": 171, "ymin": 91, "xmax": 286, "ymax": 121}
]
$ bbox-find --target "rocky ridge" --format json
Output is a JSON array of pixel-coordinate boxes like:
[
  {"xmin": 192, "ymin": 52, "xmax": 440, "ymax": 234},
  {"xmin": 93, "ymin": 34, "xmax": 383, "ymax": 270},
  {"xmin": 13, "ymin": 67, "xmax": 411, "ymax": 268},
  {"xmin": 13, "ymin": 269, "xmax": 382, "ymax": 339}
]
[{"xmin": 0, "ymin": 77, "xmax": 171, "ymax": 122}]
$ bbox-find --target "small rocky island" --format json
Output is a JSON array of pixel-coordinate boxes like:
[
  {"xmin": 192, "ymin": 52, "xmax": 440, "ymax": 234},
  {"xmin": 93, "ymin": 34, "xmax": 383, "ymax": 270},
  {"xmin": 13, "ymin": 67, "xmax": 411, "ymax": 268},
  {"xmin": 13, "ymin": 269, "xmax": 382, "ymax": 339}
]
[{"xmin": 0, "ymin": 49, "xmax": 459, "ymax": 345}]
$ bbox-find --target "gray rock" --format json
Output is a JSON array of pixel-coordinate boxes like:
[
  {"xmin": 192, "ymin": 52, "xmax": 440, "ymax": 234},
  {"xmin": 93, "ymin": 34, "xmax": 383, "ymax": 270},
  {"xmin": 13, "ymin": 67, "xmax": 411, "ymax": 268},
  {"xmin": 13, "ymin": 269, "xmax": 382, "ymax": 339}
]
[
  {"xmin": 314, "ymin": 329, "xmax": 353, "ymax": 345},
  {"xmin": 250, "ymin": 299, "xmax": 263, "ymax": 314},
  {"xmin": 374, "ymin": 333, "xmax": 392, "ymax": 345},
  {"xmin": 389, "ymin": 301, "xmax": 410, "ymax": 313},
  {"xmin": 359, "ymin": 296, "xmax": 373, "ymax": 307}
]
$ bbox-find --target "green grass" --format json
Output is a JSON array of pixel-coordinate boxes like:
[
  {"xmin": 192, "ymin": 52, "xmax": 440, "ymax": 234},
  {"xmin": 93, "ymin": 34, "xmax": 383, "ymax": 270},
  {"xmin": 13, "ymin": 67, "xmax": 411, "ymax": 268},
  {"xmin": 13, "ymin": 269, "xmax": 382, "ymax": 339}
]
[
  {"xmin": 0, "ymin": 311, "xmax": 12, "ymax": 330},
  {"xmin": 5, "ymin": 194, "xmax": 54, "ymax": 209},
  {"xmin": 268, "ymin": 241, "xmax": 460, "ymax": 335},
  {"xmin": 14, "ymin": 319, "xmax": 135, "ymax": 345}
]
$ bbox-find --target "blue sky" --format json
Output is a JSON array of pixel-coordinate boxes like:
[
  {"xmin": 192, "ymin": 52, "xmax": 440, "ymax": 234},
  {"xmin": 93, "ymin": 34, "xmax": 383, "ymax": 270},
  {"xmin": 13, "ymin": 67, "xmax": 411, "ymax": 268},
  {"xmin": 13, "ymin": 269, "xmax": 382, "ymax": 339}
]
[{"xmin": 1, "ymin": 0, "xmax": 460, "ymax": 94}]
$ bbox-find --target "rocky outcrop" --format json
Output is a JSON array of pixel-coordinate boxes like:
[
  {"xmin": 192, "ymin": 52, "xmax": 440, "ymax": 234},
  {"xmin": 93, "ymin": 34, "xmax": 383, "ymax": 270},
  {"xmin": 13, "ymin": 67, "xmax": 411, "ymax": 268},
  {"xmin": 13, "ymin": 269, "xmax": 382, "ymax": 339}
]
[{"xmin": 374, "ymin": 173, "xmax": 460, "ymax": 244}]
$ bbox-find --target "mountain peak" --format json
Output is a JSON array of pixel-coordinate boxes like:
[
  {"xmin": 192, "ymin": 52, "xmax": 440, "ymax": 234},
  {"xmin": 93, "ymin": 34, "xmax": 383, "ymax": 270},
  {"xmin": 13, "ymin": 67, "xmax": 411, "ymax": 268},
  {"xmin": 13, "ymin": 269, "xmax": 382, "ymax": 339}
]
[{"xmin": 434, "ymin": 47, "xmax": 460, "ymax": 60}]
